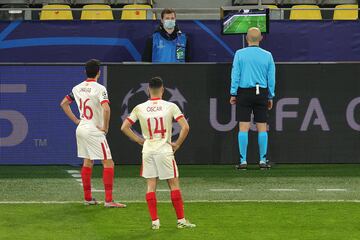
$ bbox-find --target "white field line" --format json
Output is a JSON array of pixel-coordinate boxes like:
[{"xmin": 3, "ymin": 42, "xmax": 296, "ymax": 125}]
[
  {"xmin": 66, "ymin": 170, "xmax": 80, "ymax": 174},
  {"xmin": 210, "ymin": 189, "xmax": 243, "ymax": 192},
  {"xmin": 1, "ymin": 200, "xmax": 360, "ymax": 204},
  {"xmin": 269, "ymin": 189, "xmax": 299, "ymax": 192},
  {"xmin": 157, "ymin": 189, "xmax": 170, "ymax": 192},
  {"xmin": 317, "ymin": 189, "xmax": 347, "ymax": 192}
]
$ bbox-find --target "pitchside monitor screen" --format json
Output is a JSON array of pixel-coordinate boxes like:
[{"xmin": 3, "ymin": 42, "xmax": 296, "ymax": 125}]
[{"xmin": 221, "ymin": 8, "xmax": 269, "ymax": 34}]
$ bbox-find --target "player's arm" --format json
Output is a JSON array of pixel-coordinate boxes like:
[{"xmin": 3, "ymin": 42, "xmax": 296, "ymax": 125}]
[
  {"xmin": 97, "ymin": 102, "xmax": 110, "ymax": 134},
  {"xmin": 171, "ymin": 117, "xmax": 190, "ymax": 153},
  {"xmin": 97, "ymin": 88, "xmax": 111, "ymax": 133},
  {"xmin": 120, "ymin": 119, "xmax": 144, "ymax": 146},
  {"xmin": 60, "ymin": 95, "xmax": 80, "ymax": 125}
]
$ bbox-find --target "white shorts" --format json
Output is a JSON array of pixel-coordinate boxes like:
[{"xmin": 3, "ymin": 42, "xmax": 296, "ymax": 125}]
[
  {"xmin": 76, "ymin": 126, "xmax": 112, "ymax": 160},
  {"xmin": 141, "ymin": 152, "xmax": 179, "ymax": 180}
]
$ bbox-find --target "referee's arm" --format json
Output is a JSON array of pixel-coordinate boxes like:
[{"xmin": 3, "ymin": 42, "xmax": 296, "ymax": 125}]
[
  {"xmin": 267, "ymin": 54, "xmax": 276, "ymax": 99},
  {"xmin": 230, "ymin": 52, "xmax": 240, "ymax": 104}
]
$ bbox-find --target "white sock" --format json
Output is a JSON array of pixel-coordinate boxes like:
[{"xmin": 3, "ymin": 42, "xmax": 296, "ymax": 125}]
[
  {"xmin": 152, "ymin": 219, "xmax": 160, "ymax": 225},
  {"xmin": 177, "ymin": 218, "xmax": 186, "ymax": 223}
]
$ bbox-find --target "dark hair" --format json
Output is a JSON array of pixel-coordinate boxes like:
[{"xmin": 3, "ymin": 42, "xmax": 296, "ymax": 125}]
[
  {"xmin": 161, "ymin": 8, "xmax": 176, "ymax": 19},
  {"xmin": 85, "ymin": 59, "xmax": 100, "ymax": 78},
  {"xmin": 149, "ymin": 77, "xmax": 163, "ymax": 89}
]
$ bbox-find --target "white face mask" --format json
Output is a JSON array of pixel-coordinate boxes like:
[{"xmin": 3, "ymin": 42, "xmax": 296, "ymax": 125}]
[{"xmin": 163, "ymin": 20, "xmax": 176, "ymax": 29}]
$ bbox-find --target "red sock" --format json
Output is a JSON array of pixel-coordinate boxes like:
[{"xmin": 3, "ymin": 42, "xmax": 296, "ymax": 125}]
[
  {"xmin": 171, "ymin": 189, "xmax": 185, "ymax": 220},
  {"xmin": 81, "ymin": 167, "xmax": 92, "ymax": 201},
  {"xmin": 146, "ymin": 192, "xmax": 158, "ymax": 221},
  {"xmin": 103, "ymin": 167, "xmax": 114, "ymax": 203}
]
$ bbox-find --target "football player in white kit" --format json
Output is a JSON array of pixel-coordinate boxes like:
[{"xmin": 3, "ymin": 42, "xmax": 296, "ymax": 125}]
[
  {"xmin": 121, "ymin": 77, "xmax": 195, "ymax": 229},
  {"xmin": 60, "ymin": 59, "xmax": 126, "ymax": 208}
]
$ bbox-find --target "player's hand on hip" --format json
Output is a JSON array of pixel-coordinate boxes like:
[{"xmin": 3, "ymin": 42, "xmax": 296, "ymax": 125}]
[
  {"xmin": 171, "ymin": 142, "xmax": 180, "ymax": 153},
  {"xmin": 230, "ymin": 96, "xmax": 237, "ymax": 105},
  {"xmin": 97, "ymin": 125, "xmax": 108, "ymax": 134},
  {"xmin": 137, "ymin": 138, "xmax": 145, "ymax": 146},
  {"xmin": 268, "ymin": 99, "xmax": 273, "ymax": 110}
]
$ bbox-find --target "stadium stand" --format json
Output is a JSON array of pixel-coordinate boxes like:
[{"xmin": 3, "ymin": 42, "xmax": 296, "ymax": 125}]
[
  {"xmin": 0, "ymin": 0, "xmax": 358, "ymax": 20},
  {"xmin": 290, "ymin": 5, "xmax": 322, "ymax": 20},
  {"xmin": 333, "ymin": 4, "xmax": 358, "ymax": 19},
  {"xmin": 40, "ymin": 4, "xmax": 73, "ymax": 20},
  {"xmin": 0, "ymin": 4, "xmax": 28, "ymax": 20},
  {"xmin": 80, "ymin": 4, "xmax": 114, "ymax": 20},
  {"xmin": 120, "ymin": 4, "xmax": 155, "ymax": 20}
]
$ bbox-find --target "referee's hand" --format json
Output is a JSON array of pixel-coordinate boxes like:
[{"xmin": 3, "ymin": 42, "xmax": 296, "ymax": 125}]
[{"xmin": 230, "ymin": 96, "xmax": 237, "ymax": 105}]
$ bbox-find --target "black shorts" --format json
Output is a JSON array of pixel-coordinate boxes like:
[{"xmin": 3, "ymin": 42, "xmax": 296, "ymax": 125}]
[{"xmin": 236, "ymin": 88, "xmax": 268, "ymax": 123}]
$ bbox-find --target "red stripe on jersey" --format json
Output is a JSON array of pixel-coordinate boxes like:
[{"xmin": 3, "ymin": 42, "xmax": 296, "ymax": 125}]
[
  {"xmin": 150, "ymin": 98, "xmax": 161, "ymax": 101},
  {"xmin": 175, "ymin": 115, "xmax": 184, "ymax": 122},
  {"xmin": 65, "ymin": 95, "xmax": 73, "ymax": 103},
  {"xmin": 147, "ymin": 118, "xmax": 153, "ymax": 139},
  {"xmin": 126, "ymin": 117, "xmax": 135, "ymax": 125},
  {"xmin": 101, "ymin": 143, "xmax": 107, "ymax": 160},
  {"xmin": 85, "ymin": 78, "xmax": 96, "ymax": 82},
  {"xmin": 172, "ymin": 160, "xmax": 177, "ymax": 178},
  {"xmin": 101, "ymin": 100, "xmax": 110, "ymax": 105},
  {"xmin": 140, "ymin": 160, "xmax": 143, "ymax": 177}
]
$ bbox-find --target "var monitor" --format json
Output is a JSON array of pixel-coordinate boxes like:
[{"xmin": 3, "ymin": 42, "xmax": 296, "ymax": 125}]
[{"xmin": 221, "ymin": 8, "xmax": 269, "ymax": 35}]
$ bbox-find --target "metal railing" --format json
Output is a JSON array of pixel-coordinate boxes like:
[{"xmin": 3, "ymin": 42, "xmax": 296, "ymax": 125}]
[{"xmin": 0, "ymin": 6, "xmax": 358, "ymax": 20}]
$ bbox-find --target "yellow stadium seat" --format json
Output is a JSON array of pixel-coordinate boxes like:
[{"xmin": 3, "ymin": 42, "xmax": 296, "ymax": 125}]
[
  {"xmin": 121, "ymin": 4, "xmax": 155, "ymax": 20},
  {"xmin": 40, "ymin": 4, "xmax": 73, "ymax": 20},
  {"xmin": 333, "ymin": 4, "xmax": 358, "ymax": 20},
  {"xmin": 264, "ymin": 5, "xmax": 278, "ymax": 9},
  {"xmin": 290, "ymin": 5, "xmax": 322, "ymax": 20},
  {"xmin": 81, "ymin": 5, "xmax": 114, "ymax": 20}
]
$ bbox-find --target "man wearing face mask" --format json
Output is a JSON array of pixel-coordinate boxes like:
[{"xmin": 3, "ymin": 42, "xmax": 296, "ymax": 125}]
[{"xmin": 142, "ymin": 8, "xmax": 190, "ymax": 62}]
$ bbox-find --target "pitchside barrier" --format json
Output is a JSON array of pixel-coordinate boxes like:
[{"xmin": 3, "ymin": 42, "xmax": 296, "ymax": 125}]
[{"xmin": 0, "ymin": 63, "xmax": 359, "ymax": 164}]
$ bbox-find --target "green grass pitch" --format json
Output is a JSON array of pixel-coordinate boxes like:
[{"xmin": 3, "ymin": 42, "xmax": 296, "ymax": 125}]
[
  {"xmin": 224, "ymin": 15, "xmax": 267, "ymax": 34},
  {"xmin": 1, "ymin": 164, "xmax": 360, "ymax": 240}
]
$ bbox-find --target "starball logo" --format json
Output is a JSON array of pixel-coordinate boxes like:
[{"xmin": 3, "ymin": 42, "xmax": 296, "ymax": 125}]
[{"xmin": 120, "ymin": 83, "xmax": 188, "ymax": 136}]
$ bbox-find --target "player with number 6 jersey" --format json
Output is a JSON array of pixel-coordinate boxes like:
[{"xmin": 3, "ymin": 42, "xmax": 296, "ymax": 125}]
[
  {"xmin": 60, "ymin": 59, "xmax": 126, "ymax": 208},
  {"xmin": 121, "ymin": 76, "xmax": 196, "ymax": 230}
]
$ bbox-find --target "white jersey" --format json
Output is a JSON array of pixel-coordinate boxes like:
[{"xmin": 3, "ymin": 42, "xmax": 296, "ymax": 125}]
[
  {"xmin": 67, "ymin": 78, "xmax": 109, "ymax": 129},
  {"xmin": 127, "ymin": 98, "xmax": 184, "ymax": 153}
]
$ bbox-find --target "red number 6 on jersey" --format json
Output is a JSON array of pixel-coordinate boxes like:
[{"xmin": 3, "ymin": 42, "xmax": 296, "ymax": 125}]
[{"xmin": 80, "ymin": 98, "xmax": 93, "ymax": 120}]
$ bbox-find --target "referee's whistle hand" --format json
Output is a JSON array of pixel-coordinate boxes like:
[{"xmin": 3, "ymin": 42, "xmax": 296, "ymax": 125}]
[
  {"xmin": 268, "ymin": 100, "xmax": 273, "ymax": 110},
  {"xmin": 230, "ymin": 96, "xmax": 237, "ymax": 105}
]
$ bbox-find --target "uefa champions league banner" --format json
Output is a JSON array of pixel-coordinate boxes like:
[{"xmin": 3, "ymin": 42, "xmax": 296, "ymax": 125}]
[
  {"xmin": 0, "ymin": 20, "xmax": 360, "ymax": 62},
  {"xmin": 107, "ymin": 63, "xmax": 360, "ymax": 164},
  {"xmin": 1, "ymin": 63, "xmax": 359, "ymax": 164},
  {"xmin": 0, "ymin": 66, "xmax": 105, "ymax": 165}
]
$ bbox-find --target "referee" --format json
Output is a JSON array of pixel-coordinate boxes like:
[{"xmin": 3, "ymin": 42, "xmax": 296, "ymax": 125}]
[{"xmin": 229, "ymin": 27, "xmax": 275, "ymax": 170}]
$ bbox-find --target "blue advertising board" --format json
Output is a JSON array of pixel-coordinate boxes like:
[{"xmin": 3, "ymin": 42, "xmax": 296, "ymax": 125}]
[{"xmin": 0, "ymin": 66, "xmax": 104, "ymax": 164}]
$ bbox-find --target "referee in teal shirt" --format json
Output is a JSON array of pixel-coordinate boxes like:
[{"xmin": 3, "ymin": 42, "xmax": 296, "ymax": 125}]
[{"xmin": 229, "ymin": 27, "xmax": 276, "ymax": 170}]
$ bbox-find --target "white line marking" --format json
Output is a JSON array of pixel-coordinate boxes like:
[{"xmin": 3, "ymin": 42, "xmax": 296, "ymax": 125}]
[
  {"xmin": 269, "ymin": 189, "xmax": 299, "ymax": 192},
  {"xmin": 92, "ymin": 189, "xmax": 105, "ymax": 193},
  {"xmin": 71, "ymin": 174, "xmax": 81, "ymax": 178},
  {"xmin": 157, "ymin": 189, "xmax": 170, "ymax": 192},
  {"xmin": 317, "ymin": 189, "xmax": 347, "ymax": 192},
  {"xmin": 210, "ymin": 189, "xmax": 243, "ymax": 192},
  {"xmin": 0, "ymin": 200, "xmax": 360, "ymax": 204},
  {"xmin": 75, "ymin": 179, "xmax": 82, "ymax": 182},
  {"xmin": 66, "ymin": 170, "xmax": 80, "ymax": 174}
]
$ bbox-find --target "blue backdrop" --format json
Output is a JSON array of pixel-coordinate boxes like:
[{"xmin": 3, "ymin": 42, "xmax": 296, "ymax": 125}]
[
  {"xmin": 0, "ymin": 66, "xmax": 104, "ymax": 164},
  {"xmin": 0, "ymin": 20, "xmax": 359, "ymax": 62}
]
